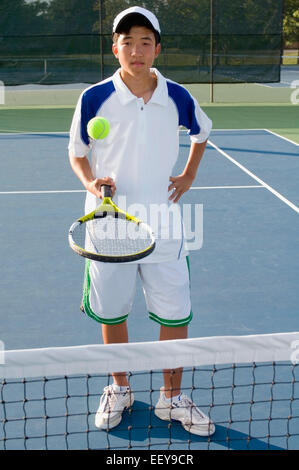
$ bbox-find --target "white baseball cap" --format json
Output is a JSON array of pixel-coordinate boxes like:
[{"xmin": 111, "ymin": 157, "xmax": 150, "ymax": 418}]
[{"xmin": 113, "ymin": 6, "xmax": 161, "ymax": 36}]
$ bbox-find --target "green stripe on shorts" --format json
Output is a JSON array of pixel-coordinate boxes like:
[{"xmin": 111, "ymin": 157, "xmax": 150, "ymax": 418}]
[
  {"xmin": 148, "ymin": 256, "xmax": 193, "ymax": 327},
  {"xmin": 82, "ymin": 260, "xmax": 129, "ymax": 325},
  {"xmin": 148, "ymin": 310, "xmax": 193, "ymax": 327}
]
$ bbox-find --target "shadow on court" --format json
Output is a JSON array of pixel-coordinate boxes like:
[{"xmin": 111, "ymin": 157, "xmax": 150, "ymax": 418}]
[{"xmin": 100, "ymin": 400, "xmax": 285, "ymax": 451}]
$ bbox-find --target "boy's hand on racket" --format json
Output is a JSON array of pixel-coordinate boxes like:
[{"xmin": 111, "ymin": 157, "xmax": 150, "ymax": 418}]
[
  {"xmin": 168, "ymin": 174, "xmax": 194, "ymax": 203},
  {"xmin": 86, "ymin": 176, "xmax": 116, "ymax": 199},
  {"xmin": 68, "ymin": 180, "xmax": 155, "ymax": 263}
]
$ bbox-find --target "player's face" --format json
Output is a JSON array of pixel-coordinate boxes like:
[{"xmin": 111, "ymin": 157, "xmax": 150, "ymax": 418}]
[{"xmin": 113, "ymin": 26, "xmax": 161, "ymax": 77}]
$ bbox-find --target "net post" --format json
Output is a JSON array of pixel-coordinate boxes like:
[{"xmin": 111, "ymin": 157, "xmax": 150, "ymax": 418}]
[
  {"xmin": 99, "ymin": 0, "xmax": 104, "ymax": 81},
  {"xmin": 209, "ymin": 0, "xmax": 214, "ymax": 103},
  {"xmin": 210, "ymin": 83, "xmax": 214, "ymax": 104}
]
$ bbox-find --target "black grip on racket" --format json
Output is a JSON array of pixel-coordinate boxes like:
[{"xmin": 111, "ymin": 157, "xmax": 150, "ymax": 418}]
[{"xmin": 102, "ymin": 184, "xmax": 112, "ymax": 198}]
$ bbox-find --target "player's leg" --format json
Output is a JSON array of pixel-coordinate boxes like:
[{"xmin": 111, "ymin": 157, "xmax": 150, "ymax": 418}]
[
  {"xmin": 159, "ymin": 324, "xmax": 188, "ymax": 398},
  {"xmin": 81, "ymin": 260, "xmax": 137, "ymax": 429},
  {"xmin": 140, "ymin": 256, "xmax": 191, "ymax": 399},
  {"xmin": 140, "ymin": 257, "xmax": 215, "ymax": 436},
  {"xmin": 102, "ymin": 321, "xmax": 129, "ymax": 386},
  {"xmin": 140, "ymin": 256, "xmax": 192, "ymax": 331}
]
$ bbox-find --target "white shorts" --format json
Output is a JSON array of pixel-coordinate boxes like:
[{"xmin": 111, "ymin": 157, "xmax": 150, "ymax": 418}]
[{"xmin": 81, "ymin": 257, "xmax": 192, "ymax": 327}]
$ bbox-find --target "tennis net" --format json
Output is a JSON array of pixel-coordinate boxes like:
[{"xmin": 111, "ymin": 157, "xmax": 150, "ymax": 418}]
[{"xmin": 1, "ymin": 332, "xmax": 298, "ymax": 450}]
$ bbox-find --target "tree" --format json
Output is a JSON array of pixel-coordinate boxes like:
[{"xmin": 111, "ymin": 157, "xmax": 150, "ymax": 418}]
[
  {"xmin": 44, "ymin": 0, "xmax": 97, "ymax": 34},
  {"xmin": 0, "ymin": 0, "xmax": 47, "ymax": 35},
  {"xmin": 283, "ymin": 0, "xmax": 299, "ymax": 47}
]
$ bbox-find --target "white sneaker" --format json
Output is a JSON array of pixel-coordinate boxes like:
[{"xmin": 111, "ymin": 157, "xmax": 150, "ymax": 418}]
[
  {"xmin": 154, "ymin": 388, "xmax": 215, "ymax": 437},
  {"xmin": 95, "ymin": 384, "xmax": 134, "ymax": 430}
]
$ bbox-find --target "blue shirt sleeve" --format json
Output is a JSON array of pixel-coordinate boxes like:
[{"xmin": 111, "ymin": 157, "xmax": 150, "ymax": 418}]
[
  {"xmin": 166, "ymin": 81, "xmax": 201, "ymax": 135},
  {"xmin": 80, "ymin": 80, "xmax": 116, "ymax": 145}
]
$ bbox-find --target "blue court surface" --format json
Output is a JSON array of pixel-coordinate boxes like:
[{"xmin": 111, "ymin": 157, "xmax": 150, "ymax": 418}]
[{"xmin": 0, "ymin": 129, "xmax": 298, "ymax": 450}]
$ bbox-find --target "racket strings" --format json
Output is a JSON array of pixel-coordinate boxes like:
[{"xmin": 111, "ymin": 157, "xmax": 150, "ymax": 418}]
[{"xmin": 74, "ymin": 216, "xmax": 153, "ymax": 257}]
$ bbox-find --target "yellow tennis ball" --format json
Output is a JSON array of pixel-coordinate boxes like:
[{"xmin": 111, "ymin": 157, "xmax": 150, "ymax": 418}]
[{"xmin": 87, "ymin": 117, "xmax": 110, "ymax": 140}]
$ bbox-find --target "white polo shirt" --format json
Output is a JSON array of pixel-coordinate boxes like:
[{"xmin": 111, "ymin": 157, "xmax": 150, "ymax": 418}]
[{"xmin": 68, "ymin": 68, "xmax": 212, "ymax": 263}]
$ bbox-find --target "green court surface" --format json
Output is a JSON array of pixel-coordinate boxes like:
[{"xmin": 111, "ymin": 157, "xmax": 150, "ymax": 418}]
[
  {"xmin": 0, "ymin": 103, "xmax": 298, "ymax": 144},
  {"xmin": 1, "ymin": 80, "xmax": 298, "ymax": 142}
]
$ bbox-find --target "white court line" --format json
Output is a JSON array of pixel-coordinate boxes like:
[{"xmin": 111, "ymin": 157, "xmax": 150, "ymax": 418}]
[
  {"xmin": 254, "ymin": 83, "xmax": 293, "ymax": 88},
  {"xmin": 254, "ymin": 83, "xmax": 274, "ymax": 88},
  {"xmin": 264, "ymin": 129, "xmax": 299, "ymax": 147},
  {"xmin": 191, "ymin": 185, "xmax": 263, "ymax": 190},
  {"xmin": 0, "ymin": 129, "xmax": 264, "ymax": 135},
  {"xmin": 0, "ymin": 131, "xmax": 68, "ymax": 135},
  {"xmin": 208, "ymin": 139, "xmax": 299, "ymax": 213},
  {"xmin": 1, "ymin": 132, "xmax": 297, "ymax": 209},
  {"xmin": 180, "ymin": 128, "xmax": 263, "ymax": 133},
  {"xmin": 0, "ymin": 186, "xmax": 264, "ymax": 195},
  {"xmin": 0, "ymin": 190, "xmax": 85, "ymax": 195}
]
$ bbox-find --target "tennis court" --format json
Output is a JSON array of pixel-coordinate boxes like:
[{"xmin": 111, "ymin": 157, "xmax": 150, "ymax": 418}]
[
  {"xmin": 0, "ymin": 121, "xmax": 298, "ymax": 343},
  {"xmin": 1, "ymin": 0, "xmax": 299, "ymax": 452},
  {"xmin": 0, "ymin": 116, "xmax": 298, "ymax": 450}
]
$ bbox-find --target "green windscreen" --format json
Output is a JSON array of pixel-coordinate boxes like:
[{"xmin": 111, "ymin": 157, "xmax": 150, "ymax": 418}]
[{"xmin": 0, "ymin": 0, "xmax": 283, "ymax": 85}]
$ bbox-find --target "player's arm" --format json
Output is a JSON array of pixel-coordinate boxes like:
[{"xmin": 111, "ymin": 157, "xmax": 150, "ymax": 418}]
[
  {"xmin": 168, "ymin": 140, "xmax": 207, "ymax": 203},
  {"xmin": 69, "ymin": 153, "xmax": 116, "ymax": 199}
]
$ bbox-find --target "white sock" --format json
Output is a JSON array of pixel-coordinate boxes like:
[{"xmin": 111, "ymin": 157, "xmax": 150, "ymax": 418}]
[
  {"xmin": 112, "ymin": 384, "xmax": 129, "ymax": 393},
  {"xmin": 164, "ymin": 393, "xmax": 181, "ymax": 404}
]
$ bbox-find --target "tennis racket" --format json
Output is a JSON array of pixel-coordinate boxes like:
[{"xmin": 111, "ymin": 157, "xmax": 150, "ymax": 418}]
[{"xmin": 68, "ymin": 185, "xmax": 155, "ymax": 262}]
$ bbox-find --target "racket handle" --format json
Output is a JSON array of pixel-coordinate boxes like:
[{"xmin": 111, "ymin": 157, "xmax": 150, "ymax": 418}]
[{"xmin": 101, "ymin": 184, "xmax": 112, "ymax": 198}]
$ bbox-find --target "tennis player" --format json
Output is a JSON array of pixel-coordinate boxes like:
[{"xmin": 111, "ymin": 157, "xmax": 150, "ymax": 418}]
[{"xmin": 68, "ymin": 6, "xmax": 215, "ymax": 437}]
